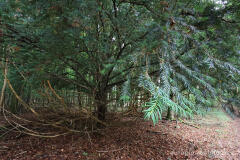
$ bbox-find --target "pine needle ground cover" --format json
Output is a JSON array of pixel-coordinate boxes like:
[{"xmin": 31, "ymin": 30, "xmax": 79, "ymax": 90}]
[{"xmin": 0, "ymin": 109, "xmax": 240, "ymax": 160}]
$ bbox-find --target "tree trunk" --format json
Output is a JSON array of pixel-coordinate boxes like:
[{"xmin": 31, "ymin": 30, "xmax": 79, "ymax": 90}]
[
  {"xmin": 97, "ymin": 102, "xmax": 106, "ymax": 121},
  {"xmin": 95, "ymin": 91, "xmax": 107, "ymax": 122},
  {"xmin": 167, "ymin": 107, "xmax": 174, "ymax": 120},
  {"xmin": 167, "ymin": 94, "xmax": 175, "ymax": 120}
]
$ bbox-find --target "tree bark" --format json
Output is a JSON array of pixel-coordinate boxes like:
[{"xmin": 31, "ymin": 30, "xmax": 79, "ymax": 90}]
[
  {"xmin": 0, "ymin": 59, "xmax": 8, "ymax": 111},
  {"xmin": 95, "ymin": 91, "xmax": 107, "ymax": 123},
  {"xmin": 167, "ymin": 106, "xmax": 174, "ymax": 120},
  {"xmin": 166, "ymin": 94, "xmax": 175, "ymax": 120}
]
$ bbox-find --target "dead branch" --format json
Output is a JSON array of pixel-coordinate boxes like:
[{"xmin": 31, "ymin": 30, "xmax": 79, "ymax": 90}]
[
  {"xmin": 47, "ymin": 80, "xmax": 68, "ymax": 110},
  {"xmin": 6, "ymin": 77, "xmax": 39, "ymax": 116},
  {"xmin": 0, "ymin": 58, "xmax": 8, "ymax": 110}
]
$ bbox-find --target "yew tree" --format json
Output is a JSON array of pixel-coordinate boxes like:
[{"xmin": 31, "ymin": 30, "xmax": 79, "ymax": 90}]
[{"xmin": 0, "ymin": 0, "xmax": 240, "ymax": 123}]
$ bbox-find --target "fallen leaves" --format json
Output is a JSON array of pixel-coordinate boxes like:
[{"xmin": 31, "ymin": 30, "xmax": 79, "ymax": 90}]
[{"xmin": 0, "ymin": 114, "xmax": 239, "ymax": 159}]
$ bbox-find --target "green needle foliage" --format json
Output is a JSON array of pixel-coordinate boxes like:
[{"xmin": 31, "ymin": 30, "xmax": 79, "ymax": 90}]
[{"xmin": 0, "ymin": 0, "xmax": 239, "ymax": 124}]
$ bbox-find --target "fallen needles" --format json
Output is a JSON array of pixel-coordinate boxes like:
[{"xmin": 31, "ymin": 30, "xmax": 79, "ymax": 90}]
[
  {"xmin": 146, "ymin": 130, "xmax": 167, "ymax": 134},
  {"xmin": 178, "ymin": 118, "xmax": 200, "ymax": 129},
  {"xmin": 14, "ymin": 151, "xmax": 27, "ymax": 157},
  {"xmin": 96, "ymin": 147, "xmax": 125, "ymax": 153}
]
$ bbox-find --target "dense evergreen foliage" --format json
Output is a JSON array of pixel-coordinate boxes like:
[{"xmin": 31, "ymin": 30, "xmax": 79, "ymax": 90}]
[{"xmin": 0, "ymin": 0, "xmax": 239, "ymax": 124}]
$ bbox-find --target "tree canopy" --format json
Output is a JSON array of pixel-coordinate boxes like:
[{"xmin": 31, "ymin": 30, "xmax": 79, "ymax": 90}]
[{"xmin": 0, "ymin": 0, "xmax": 240, "ymax": 124}]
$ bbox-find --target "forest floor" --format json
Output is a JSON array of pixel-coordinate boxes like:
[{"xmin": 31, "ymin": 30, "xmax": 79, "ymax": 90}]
[{"xmin": 0, "ymin": 109, "xmax": 240, "ymax": 160}]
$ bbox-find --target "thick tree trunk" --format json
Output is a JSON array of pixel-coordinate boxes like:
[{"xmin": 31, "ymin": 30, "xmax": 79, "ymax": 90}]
[
  {"xmin": 97, "ymin": 102, "xmax": 106, "ymax": 121},
  {"xmin": 95, "ymin": 91, "xmax": 107, "ymax": 122}
]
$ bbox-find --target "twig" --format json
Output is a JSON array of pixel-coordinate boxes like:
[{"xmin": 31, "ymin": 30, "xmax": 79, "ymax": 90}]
[
  {"xmin": 85, "ymin": 130, "xmax": 93, "ymax": 146},
  {"xmin": 15, "ymin": 151, "xmax": 27, "ymax": 156},
  {"xmin": 47, "ymin": 80, "xmax": 68, "ymax": 110},
  {"xmin": 81, "ymin": 108, "xmax": 108, "ymax": 127},
  {"xmin": 0, "ymin": 125, "xmax": 19, "ymax": 137},
  {"xmin": 6, "ymin": 76, "xmax": 39, "ymax": 116},
  {"xmin": 0, "ymin": 146, "xmax": 8, "ymax": 151}
]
